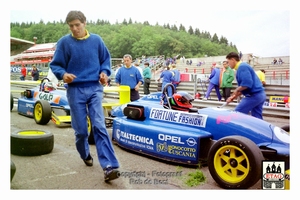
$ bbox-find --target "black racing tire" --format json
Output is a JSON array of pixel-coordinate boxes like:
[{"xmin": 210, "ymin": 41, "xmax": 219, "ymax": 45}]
[
  {"xmin": 11, "ymin": 130, "xmax": 54, "ymax": 156},
  {"xmin": 34, "ymin": 100, "xmax": 52, "ymax": 125},
  {"xmin": 207, "ymin": 136, "xmax": 264, "ymax": 189},
  {"xmin": 11, "ymin": 160, "xmax": 16, "ymax": 181},
  {"xmin": 281, "ymin": 125, "xmax": 290, "ymax": 132},
  {"xmin": 11, "ymin": 93, "xmax": 14, "ymax": 111}
]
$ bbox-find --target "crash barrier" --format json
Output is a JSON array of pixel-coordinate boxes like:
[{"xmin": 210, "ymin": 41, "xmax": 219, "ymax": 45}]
[
  {"xmin": 10, "ymin": 80, "xmax": 289, "ymax": 118},
  {"xmin": 11, "ymin": 81, "xmax": 131, "ymax": 107},
  {"xmin": 177, "ymin": 70, "xmax": 289, "ymax": 84}
]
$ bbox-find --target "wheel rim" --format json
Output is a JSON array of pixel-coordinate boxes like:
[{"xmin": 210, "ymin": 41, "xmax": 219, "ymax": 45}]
[
  {"xmin": 18, "ymin": 130, "xmax": 46, "ymax": 136},
  {"xmin": 213, "ymin": 145, "xmax": 250, "ymax": 183},
  {"xmin": 34, "ymin": 103, "xmax": 43, "ymax": 121}
]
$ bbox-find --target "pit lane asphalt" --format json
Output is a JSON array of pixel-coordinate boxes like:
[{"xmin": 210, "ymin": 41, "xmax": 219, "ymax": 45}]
[{"xmin": 10, "ymin": 104, "xmax": 289, "ymax": 190}]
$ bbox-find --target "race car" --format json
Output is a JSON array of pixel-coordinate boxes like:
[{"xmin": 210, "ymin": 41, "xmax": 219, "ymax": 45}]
[
  {"xmin": 11, "ymin": 78, "xmax": 130, "ymax": 141},
  {"xmin": 110, "ymin": 83, "xmax": 290, "ymax": 189}
]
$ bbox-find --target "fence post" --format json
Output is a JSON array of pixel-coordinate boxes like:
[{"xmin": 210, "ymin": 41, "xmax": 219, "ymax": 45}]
[{"xmin": 193, "ymin": 75, "xmax": 197, "ymax": 95}]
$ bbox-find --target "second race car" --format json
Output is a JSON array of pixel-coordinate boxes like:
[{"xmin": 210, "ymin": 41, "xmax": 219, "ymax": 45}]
[{"xmin": 110, "ymin": 83, "xmax": 290, "ymax": 189}]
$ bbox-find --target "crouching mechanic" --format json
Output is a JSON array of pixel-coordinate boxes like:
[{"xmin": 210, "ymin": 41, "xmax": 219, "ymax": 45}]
[
  {"xmin": 226, "ymin": 52, "xmax": 266, "ymax": 119},
  {"xmin": 50, "ymin": 10, "xmax": 120, "ymax": 182}
]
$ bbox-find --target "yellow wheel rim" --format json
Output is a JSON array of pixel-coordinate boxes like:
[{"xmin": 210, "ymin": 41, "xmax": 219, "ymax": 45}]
[
  {"xmin": 213, "ymin": 145, "xmax": 250, "ymax": 183},
  {"xmin": 34, "ymin": 103, "xmax": 42, "ymax": 121},
  {"xmin": 18, "ymin": 130, "xmax": 46, "ymax": 136}
]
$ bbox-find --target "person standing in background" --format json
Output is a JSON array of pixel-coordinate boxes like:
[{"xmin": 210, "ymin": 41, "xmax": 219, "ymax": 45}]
[
  {"xmin": 134, "ymin": 62, "xmax": 143, "ymax": 78},
  {"xmin": 219, "ymin": 61, "xmax": 235, "ymax": 101},
  {"xmin": 255, "ymin": 69, "xmax": 266, "ymax": 87},
  {"xmin": 158, "ymin": 66, "xmax": 174, "ymax": 104},
  {"xmin": 143, "ymin": 62, "xmax": 151, "ymax": 94},
  {"xmin": 20, "ymin": 65, "xmax": 27, "ymax": 81},
  {"xmin": 31, "ymin": 65, "xmax": 39, "ymax": 81},
  {"xmin": 239, "ymin": 51, "xmax": 243, "ymax": 60},
  {"xmin": 50, "ymin": 10, "xmax": 120, "ymax": 182},
  {"xmin": 115, "ymin": 54, "xmax": 143, "ymax": 101},
  {"xmin": 203, "ymin": 63, "xmax": 222, "ymax": 101},
  {"xmin": 171, "ymin": 64, "xmax": 180, "ymax": 89}
]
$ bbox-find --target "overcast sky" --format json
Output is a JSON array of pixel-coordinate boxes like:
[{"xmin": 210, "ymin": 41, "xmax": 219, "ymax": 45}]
[{"xmin": 8, "ymin": 0, "xmax": 295, "ymax": 58}]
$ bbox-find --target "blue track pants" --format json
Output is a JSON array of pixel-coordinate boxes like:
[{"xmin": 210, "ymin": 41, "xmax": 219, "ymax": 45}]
[{"xmin": 67, "ymin": 83, "xmax": 119, "ymax": 169}]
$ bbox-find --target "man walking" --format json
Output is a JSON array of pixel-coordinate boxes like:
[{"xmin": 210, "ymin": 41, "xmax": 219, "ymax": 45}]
[
  {"xmin": 203, "ymin": 63, "xmax": 222, "ymax": 101},
  {"xmin": 50, "ymin": 10, "xmax": 120, "ymax": 182}
]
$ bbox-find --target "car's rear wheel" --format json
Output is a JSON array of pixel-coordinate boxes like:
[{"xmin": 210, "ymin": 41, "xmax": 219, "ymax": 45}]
[
  {"xmin": 208, "ymin": 136, "xmax": 264, "ymax": 189},
  {"xmin": 34, "ymin": 100, "xmax": 52, "ymax": 125}
]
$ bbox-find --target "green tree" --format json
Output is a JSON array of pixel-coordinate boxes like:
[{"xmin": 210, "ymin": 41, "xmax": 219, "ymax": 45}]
[
  {"xmin": 211, "ymin": 33, "xmax": 219, "ymax": 43},
  {"xmin": 10, "ymin": 18, "xmax": 240, "ymax": 59},
  {"xmin": 188, "ymin": 26, "xmax": 194, "ymax": 35}
]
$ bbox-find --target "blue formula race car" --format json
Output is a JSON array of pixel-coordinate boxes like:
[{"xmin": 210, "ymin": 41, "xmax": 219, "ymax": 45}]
[
  {"xmin": 110, "ymin": 84, "xmax": 290, "ymax": 189},
  {"xmin": 12, "ymin": 78, "xmax": 130, "ymax": 140},
  {"xmin": 13, "ymin": 77, "xmax": 72, "ymax": 126}
]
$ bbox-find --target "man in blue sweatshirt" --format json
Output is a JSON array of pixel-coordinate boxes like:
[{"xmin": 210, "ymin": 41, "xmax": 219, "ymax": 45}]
[
  {"xmin": 115, "ymin": 54, "xmax": 143, "ymax": 101},
  {"xmin": 50, "ymin": 11, "xmax": 120, "ymax": 182},
  {"xmin": 226, "ymin": 52, "xmax": 266, "ymax": 119}
]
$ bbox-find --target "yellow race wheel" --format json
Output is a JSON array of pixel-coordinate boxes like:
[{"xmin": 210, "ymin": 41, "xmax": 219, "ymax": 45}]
[
  {"xmin": 34, "ymin": 100, "xmax": 52, "ymax": 125},
  {"xmin": 208, "ymin": 136, "xmax": 264, "ymax": 189}
]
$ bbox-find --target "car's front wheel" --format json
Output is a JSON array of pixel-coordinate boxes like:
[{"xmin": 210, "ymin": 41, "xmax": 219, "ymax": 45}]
[
  {"xmin": 34, "ymin": 100, "xmax": 52, "ymax": 125},
  {"xmin": 208, "ymin": 136, "xmax": 264, "ymax": 189}
]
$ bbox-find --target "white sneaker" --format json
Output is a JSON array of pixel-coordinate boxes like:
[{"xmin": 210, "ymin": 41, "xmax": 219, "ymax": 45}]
[{"xmin": 203, "ymin": 98, "xmax": 207, "ymax": 101}]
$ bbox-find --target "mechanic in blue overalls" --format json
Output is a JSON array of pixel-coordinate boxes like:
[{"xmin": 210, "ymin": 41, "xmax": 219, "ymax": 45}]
[
  {"xmin": 158, "ymin": 66, "xmax": 175, "ymax": 104},
  {"xmin": 50, "ymin": 11, "xmax": 120, "ymax": 182},
  {"xmin": 226, "ymin": 52, "xmax": 266, "ymax": 119}
]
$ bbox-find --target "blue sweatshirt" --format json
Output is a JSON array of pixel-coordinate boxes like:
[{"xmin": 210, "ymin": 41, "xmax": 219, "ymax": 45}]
[
  {"xmin": 209, "ymin": 67, "xmax": 220, "ymax": 85},
  {"xmin": 115, "ymin": 66, "xmax": 144, "ymax": 89},
  {"xmin": 160, "ymin": 70, "xmax": 174, "ymax": 83},
  {"xmin": 236, "ymin": 62, "xmax": 264, "ymax": 95},
  {"xmin": 50, "ymin": 32, "xmax": 111, "ymax": 87}
]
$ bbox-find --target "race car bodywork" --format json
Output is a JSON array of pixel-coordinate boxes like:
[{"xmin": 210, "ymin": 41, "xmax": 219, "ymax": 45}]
[
  {"xmin": 110, "ymin": 84, "xmax": 290, "ymax": 189},
  {"xmin": 12, "ymin": 78, "xmax": 131, "ymax": 128},
  {"xmin": 16, "ymin": 79, "xmax": 71, "ymax": 126}
]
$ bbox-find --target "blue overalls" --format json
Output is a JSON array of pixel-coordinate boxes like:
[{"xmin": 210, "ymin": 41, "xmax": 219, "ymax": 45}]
[{"xmin": 67, "ymin": 83, "xmax": 119, "ymax": 169}]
